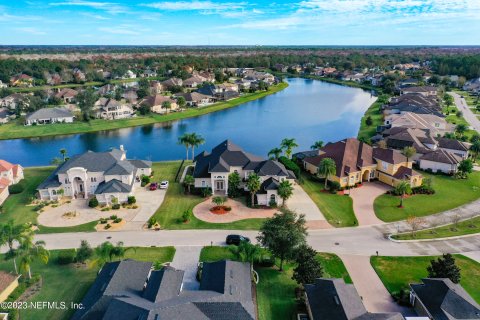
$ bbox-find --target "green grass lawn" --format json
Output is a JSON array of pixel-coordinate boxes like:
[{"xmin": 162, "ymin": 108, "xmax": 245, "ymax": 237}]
[
  {"xmin": 0, "ymin": 246, "xmax": 175, "ymax": 320},
  {"xmin": 0, "ymin": 167, "xmax": 53, "ymax": 226},
  {"xmin": 371, "ymin": 255, "xmax": 480, "ymax": 304},
  {"xmin": 0, "ymin": 167, "xmax": 98, "ymax": 233},
  {"xmin": 392, "ymin": 215, "xmax": 480, "ymax": 240},
  {"xmin": 199, "ymin": 246, "xmax": 351, "ymax": 320},
  {"xmin": 151, "ymin": 161, "xmax": 265, "ymax": 230},
  {"xmin": 299, "ymin": 173, "xmax": 357, "ymax": 227},
  {"xmin": 374, "ymin": 172, "xmax": 480, "ymax": 222},
  {"xmin": 0, "ymin": 83, "xmax": 288, "ymax": 140},
  {"xmin": 358, "ymin": 98, "xmax": 385, "ymax": 142}
]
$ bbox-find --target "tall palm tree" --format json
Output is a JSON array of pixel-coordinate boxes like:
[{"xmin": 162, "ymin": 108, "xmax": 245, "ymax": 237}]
[
  {"xmin": 189, "ymin": 133, "xmax": 205, "ymax": 160},
  {"xmin": 318, "ymin": 158, "xmax": 337, "ymax": 189},
  {"xmin": 280, "ymin": 138, "xmax": 298, "ymax": 159},
  {"xmin": 394, "ymin": 180, "xmax": 411, "ymax": 208},
  {"xmin": 455, "ymin": 123, "xmax": 468, "ymax": 138},
  {"xmin": 178, "ymin": 133, "xmax": 191, "ymax": 160},
  {"xmin": 470, "ymin": 140, "xmax": 480, "ymax": 161},
  {"xmin": 310, "ymin": 140, "xmax": 324, "ymax": 150},
  {"xmin": 0, "ymin": 221, "xmax": 31, "ymax": 274},
  {"xmin": 268, "ymin": 147, "xmax": 283, "ymax": 160},
  {"xmin": 401, "ymin": 146, "xmax": 416, "ymax": 163},
  {"xmin": 18, "ymin": 237, "xmax": 49, "ymax": 279},
  {"xmin": 59, "ymin": 148, "xmax": 68, "ymax": 162},
  {"xmin": 277, "ymin": 180, "xmax": 294, "ymax": 207},
  {"xmin": 246, "ymin": 173, "xmax": 261, "ymax": 207}
]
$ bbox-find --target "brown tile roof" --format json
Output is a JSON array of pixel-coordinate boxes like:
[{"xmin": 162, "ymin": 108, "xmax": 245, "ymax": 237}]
[
  {"xmin": 393, "ymin": 166, "xmax": 421, "ymax": 179},
  {"xmin": 372, "ymin": 148, "xmax": 407, "ymax": 164},
  {"xmin": 0, "ymin": 271, "xmax": 19, "ymax": 293},
  {"xmin": 143, "ymin": 95, "xmax": 174, "ymax": 107},
  {"xmin": 304, "ymin": 138, "xmax": 375, "ymax": 178},
  {"xmin": 420, "ymin": 149, "xmax": 462, "ymax": 165},
  {"xmin": 0, "ymin": 159, "xmax": 14, "ymax": 172},
  {"xmin": 437, "ymin": 138, "xmax": 470, "ymax": 152}
]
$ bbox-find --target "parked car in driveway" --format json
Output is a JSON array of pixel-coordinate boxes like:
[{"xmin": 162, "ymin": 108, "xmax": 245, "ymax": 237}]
[
  {"xmin": 226, "ymin": 234, "xmax": 250, "ymax": 246},
  {"xmin": 160, "ymin": 181, "xmax": 169, "ymax": 189},
  {"xmin": 149, "ymin": 182, "xmax": 158, "ymax": 191}
]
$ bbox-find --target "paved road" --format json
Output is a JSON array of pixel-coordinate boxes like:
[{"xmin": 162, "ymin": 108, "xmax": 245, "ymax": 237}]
[
  {"xmin": 449, "ymin": 91, "xmax": 480, "ymax": 132},
  {"xmin": 30, "ymin": 226, "xmax": 480, "ymax": 257}
]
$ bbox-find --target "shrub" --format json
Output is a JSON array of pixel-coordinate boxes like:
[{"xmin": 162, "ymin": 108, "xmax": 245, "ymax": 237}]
[
  {"xmin": 110, "ymin": 215, "xmax": 118, "ymax": 220},
  {"xmin": 269, "ymin": 199, "xmax": 277, "ymax": 207},
  {"xmin": 412, "ymin": 185, "xmax": 435, "ymax": 195},
  {"xmin": 8, "ymin": 184, "xmax": 24, "ymax": 194},
  {"xmin": 99, "ymin": 218, "xmax": 108, "ymax": 224},
  {"xmin": 112, "ymin": 204, "xmax": 121, "ymax": 210},
  {"xmin": 224, "ymin": 206, "xmax": 232, "ymax": 211},
  {"xmin": 141, "ymin": 175, "xmax": 150, "ymax": 187},
  {"xmin": 113, "ymin": 218, "xmax": 122, "ymax": 223},
  {"xmin": 148, "ymin": 217, "xmax": 157, "ymax": 228},
  {"xmin": 105, "ymin": 223, "xmax": 111, "ymax": 229},
  {"xmin": 101, "ymin": 207, "xmax": 110, "ymax": 212},
  {"xmin": 76, "ymin": 240, "xmax": 93, "ymax": 263},
  {"xmin": 201, "ymin": 187, "xmax": 212, "ymax": 198},
  {"xmin": 34, "ymin": 203, "xmax": 45, "ymax": 211},
  {"xmin": 127, "ymin": 196, "xmax": 136, "ymax": 204},
  {"xmin": 182, "ymin": 210, "xmax": 192, "ymax": 223},
  {"xmin": 57, "ymin": 249, "xmax": 76, "ymax": 265},
  {"xmin": 88, "ymin": 197, "xmax": 99, "ymax": 208},
  {"xmin": 329, "ymin": 181, "xmax": 341, "ymax": 193},
  {"xmin": 278, "ymin": 156, "xmax": 301, "ymax": 179}
]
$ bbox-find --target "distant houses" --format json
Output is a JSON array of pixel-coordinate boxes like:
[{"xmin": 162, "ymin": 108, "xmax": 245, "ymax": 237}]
[
  {"xmin": 0, "ymin": 159, "xmax": 24, "ymax": 206},
  {"xmin": 140, "ymin": 94, "xmax": 178, "ymax": 114}
]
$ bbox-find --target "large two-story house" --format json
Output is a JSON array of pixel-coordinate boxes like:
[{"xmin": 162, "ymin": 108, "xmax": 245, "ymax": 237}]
[
  {"xmin": 302, "ymin": 138, "xmax": 423, "ymax": 188},
  {"xmin": 0, "ymin": 160, "xmax": 24, "ymax": 206},
  {"xmin": 94, "ymin": 98, "xmax": 134, "ymax": 120},
  {"xmin": 193, "ymin": 140, "xmax": 296, "ymax": 206},
  {"xmin": 37, "ymin": 146, "xmax": 151, "ymax": 204}
]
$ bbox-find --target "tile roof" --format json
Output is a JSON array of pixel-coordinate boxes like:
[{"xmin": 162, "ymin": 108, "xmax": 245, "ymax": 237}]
[
  {"xmin": 26, "ymin": 107, "xmax": 73, "ymax": 121},
  {"xmin": 0, "ymin": 159, "xmax": 14, "ymax": 172},
  {"xmin": 304, "ymin": 138, "xmax": 375, "ymax": 177},
  {"xmin": 392, "ymin": 166, "xmax": 421, "ymax": 179},
  {"xmin": 372, "ymin": 148, "xmax": 407, "ymax": 164},
  {"xmin": 420, "ymin": 149, "xmax": 462, "ymax": 165}
]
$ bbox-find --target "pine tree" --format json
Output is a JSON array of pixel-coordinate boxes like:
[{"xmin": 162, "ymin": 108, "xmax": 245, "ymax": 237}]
[{"xmin": 427, "ymin": 253, "xmax": 461, "ymax": 284}]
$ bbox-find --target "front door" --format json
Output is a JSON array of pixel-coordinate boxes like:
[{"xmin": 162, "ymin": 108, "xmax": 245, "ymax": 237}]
[{"xmin": 216, "ymin": 180, "xmax": 224, "ymax": 190}]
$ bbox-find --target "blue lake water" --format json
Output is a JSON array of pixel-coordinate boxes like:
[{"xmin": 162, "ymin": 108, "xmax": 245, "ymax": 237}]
[{"xmin": 0, "ymin": 78, "xmax": 376, "ymax": 166}]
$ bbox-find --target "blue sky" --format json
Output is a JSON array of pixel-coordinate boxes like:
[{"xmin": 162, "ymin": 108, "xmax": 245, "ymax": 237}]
[{"xmin": 0, "ymin": 0, "xmax": 479, "ymax": 45}]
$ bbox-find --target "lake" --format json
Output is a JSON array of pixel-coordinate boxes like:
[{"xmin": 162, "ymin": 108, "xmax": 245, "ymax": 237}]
[{"xmin": 0, "ymin": 78, "xmax": 377, "ymax": 166}]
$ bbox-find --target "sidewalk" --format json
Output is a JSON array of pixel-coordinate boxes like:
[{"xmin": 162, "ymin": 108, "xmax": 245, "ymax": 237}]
[{"xmin": 171, "ymin": 246, "xmax": 202, "ymax": 290}]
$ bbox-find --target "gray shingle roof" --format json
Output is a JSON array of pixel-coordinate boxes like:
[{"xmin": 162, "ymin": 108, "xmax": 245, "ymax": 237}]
[
  {"xmin": 410, "ymin": 278, "xmax": 480, "ymax": 320},
  {"xmin": 73, "ymin": 260, "xmax": 255, "ymax": 320},
  {"xmin": 26, "ymin": 107, "xmax": 73, "ymax": 121},
  {"xmin": 94, "ymin": 179, "xmax": 132, "ymax": 194},
  {"xmin": 305, "ymin": 278, "xmax": 404, "ymax": 320},
  {"xmin": 56, "ymin": 149, "xmax": 125, "ymax": 174}
]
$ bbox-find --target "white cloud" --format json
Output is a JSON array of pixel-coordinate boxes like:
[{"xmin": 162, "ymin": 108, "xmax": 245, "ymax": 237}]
[
  {"xmin": 144, "ymin": 1, "xmax": 246, "ymax": 11},
  {"xmin": 49, "ymin": 0, "xmax": 127, "ymax": 14},
  {"xmin": 80, "ymin": 12, "xmax": 110, "ymax": 19},
  {"xmin": 15, "ymin": 27, "xmax": 46, "ymax": 35}
]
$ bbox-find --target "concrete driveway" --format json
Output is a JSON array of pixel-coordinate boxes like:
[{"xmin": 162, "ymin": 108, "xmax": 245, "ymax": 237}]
[
  {"xmin": 339, "ymin": 255, "xmax": 413, "ymax": 315},
  {"xmin": 289, "ymin": 185, "xmax": 332, "ymax": 228},
  {"xmin": 349, "ymin": 182, "xmax": 391, "ymax": 226}
]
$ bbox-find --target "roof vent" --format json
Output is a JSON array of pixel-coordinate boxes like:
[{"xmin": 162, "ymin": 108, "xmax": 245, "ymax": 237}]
[
  {"xmin": 230, "ymin": 270, "xmax": 234, "ymax": 279},
  {"xmin": 334, "ymin": 295, "xmax": 340, "ymax": 305}
]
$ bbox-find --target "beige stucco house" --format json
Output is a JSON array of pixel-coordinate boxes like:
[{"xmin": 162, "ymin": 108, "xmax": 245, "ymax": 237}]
[
  {"xmin": 94, "ymin": 98, "xmax": 134, "ymax": 120},
  {"xmin": 303, "ymin": 138, "xmax": 422, "ymax": 188},
  {"xmin": 141, "ymin": 95, "xmax": 178, "ymax": 114}
]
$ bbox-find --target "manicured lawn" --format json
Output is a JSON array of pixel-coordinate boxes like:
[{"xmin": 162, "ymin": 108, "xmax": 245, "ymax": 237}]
[
  {"xmin": 392, "ymin": 215, "xmax": 480, "ymax": 240},
  {"xmin": 374, "ymin": 172, "xmax": 480, "ymax": 222},
  {"xmin": 357, "ymin": 97, "xmax": 384, "ymax": 142},
  {"xmin": 0, "ymin": 83, "xmax": 288, "ymax": 140},
  {"xmin": 371, "ymin": 255, "xmax": 480, "ymax": 304},
  {"xmin": 151, "ymin": 161, "xmax": 265, "ymax": 230},
  {"xmin": 0, "ymin": 167, "xmax": 98, "ymax": 233},
  {"xmin": 300, "ymin": 173, "xmax": 357, "ymax": 227},
  {"xmin": 199, "ymin": 246, "xmax": 351, "ymax": 320},
  {"xmin": 0, "ymin": 246, "xmax": 175, "ymax": 320},
  {"xmin": 0, "ymin": 167, "xmax": 53, "ymax": 226}
]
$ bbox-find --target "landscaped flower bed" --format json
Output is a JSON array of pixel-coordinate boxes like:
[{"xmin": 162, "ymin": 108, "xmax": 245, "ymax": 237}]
[{"xmin": 210, "ymin": 205, "xmax": 232, "ymax": 215}]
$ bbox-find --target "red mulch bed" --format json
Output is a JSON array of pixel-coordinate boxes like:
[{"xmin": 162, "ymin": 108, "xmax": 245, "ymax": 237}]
[{"xmin": 210, "ymin": 206, "xmax": 232, "ymax": 215}]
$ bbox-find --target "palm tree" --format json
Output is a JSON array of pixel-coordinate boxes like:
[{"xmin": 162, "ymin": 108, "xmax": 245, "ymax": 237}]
[
  {"xmin": 18, "ymin": 237, "xmax": 49, "ymax": 279},
  {"xmin": 59, "ymin": 148, "xmax": 68, "ymax": 162},
  {"xmin": 455, "ymin": 123, "xmax": 468, "ymax": 138},
  {"xmin": 470, "ymin": 141, "xmax": 480, "ymax": 161},
  {"xmin": 183, "ymin": 174, "xmax": 195, "ymax": 193},
  {"xmin": 178, "ymin": 133, "xmax": 191, "ymax": 160},
  {"xmin": 277, "ymin": 180, "xmax": 294, "ymax": 207},
  {"xmin": 0, "ymin": 221, "xmax": 31, "ymax": 274},
  {"xmin": 401, "ymin": 146, "xmax": 416, "ymax": 163},
  {"xmin": 268, "ymin": 147, "xmax": 283, "ymax": 160},
  {"xmin": 109, "ymin": 241, "xmax": 135, "ymax": 261},
  {"xmin": 394, "ymin": 180, "xmax": 411, "ymax": 208},
  {"xmin": 310, "ymin": 140, "xmax": 324, "ymax": 150},
  {"xmin": 280, "ymin": 138, "xmax": 298, "ymax": 159},
  {"xmin": 318, "ymin": 158, "xmax": 336, "ymax": 189},
  {"xmin": 246, "ymin": 173, "xmax": 261, "ymax": 207},
  {"xmin": 161, "ymin": 101, "xmax": 172, "ymax": 114},
  {"xmin": 189, "ymin": 133, "xmax": 205, "ymax": 159},
  {"xmin": 95, "ymin": 241, "xmax": 114, "ymax": 265}
]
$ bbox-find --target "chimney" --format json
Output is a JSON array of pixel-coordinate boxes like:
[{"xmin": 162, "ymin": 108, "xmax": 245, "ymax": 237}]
[{"xmin": 119, "ymin": 145, "xmax": 126, "ymax": 160}]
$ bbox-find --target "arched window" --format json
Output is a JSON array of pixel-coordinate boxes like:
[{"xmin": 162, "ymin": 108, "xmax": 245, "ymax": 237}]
[{"xmin": 270, "ymin": 194, "xmax": 276, "ymax": 202}]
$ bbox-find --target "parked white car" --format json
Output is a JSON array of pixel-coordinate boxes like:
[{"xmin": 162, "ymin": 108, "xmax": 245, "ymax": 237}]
[{"xmin": 160, "ymin": 181, "xmax": 169, "ymax": 189}]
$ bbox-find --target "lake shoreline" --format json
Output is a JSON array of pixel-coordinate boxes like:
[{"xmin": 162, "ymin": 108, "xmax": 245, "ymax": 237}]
[{"xmin": 0, "ymin": 82, "xmax": 288, "ymax": 140}]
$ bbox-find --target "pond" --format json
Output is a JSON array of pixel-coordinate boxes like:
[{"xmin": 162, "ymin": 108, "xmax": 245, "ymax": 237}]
[{"xmin": 0, "ymin": 78, "xmax": 377, "ymax": 166}]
